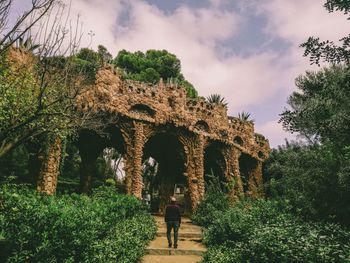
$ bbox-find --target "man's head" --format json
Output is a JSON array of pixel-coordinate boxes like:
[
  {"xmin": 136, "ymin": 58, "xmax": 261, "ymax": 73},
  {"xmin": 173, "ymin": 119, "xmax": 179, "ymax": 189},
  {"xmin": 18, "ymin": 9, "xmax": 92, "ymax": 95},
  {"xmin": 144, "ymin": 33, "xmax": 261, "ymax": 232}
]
[{"xmin": 170, "ymin": 196, "xmax": 176, "ymax": 204}]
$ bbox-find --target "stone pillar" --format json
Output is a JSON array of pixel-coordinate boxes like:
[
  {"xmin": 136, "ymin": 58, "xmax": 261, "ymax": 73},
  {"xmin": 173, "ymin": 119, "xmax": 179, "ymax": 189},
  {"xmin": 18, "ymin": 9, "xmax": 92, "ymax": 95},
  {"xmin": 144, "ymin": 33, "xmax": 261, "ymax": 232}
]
[
  {"xmin": 231, "ymin": 148, "xmax": 244, "ymax": 200},
  {"xmin": 123, "ymin": 149, "xmax": 133, "ymax": 195},
  {"xmin": 248, "ymin": 160, "xmax": 264, "ymax": 198},
  {"xmin": 131, "ymin": 122, "xmax": 145, "ymax": 199},
  {"xmin": 37, "ymin": 136, "xmax": 62, "ymax": 195},
  {"xmin": 184, "ymin": 135, "xmax": 205, "ymax": 212},
  {"xmin": 194, "ymin": 135, "xmax": 205, "ymax": 202}
]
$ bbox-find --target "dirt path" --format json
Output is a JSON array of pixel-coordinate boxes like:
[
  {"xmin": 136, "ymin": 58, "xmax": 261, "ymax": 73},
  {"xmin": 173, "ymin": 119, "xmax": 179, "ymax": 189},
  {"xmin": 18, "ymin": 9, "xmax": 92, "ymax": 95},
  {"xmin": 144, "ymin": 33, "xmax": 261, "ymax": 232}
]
[{"xmin": 142, "ymin": 216, "xmax": 206, "ymax": 263}]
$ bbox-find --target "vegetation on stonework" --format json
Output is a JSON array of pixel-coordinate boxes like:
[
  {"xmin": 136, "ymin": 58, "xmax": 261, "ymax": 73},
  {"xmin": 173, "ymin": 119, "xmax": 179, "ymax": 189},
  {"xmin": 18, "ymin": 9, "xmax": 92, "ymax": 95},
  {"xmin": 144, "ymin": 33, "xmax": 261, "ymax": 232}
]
[
  {"xmin": 206, "ymin": 94, "xmax": 228, "ymax": 107},
  {"xmin": 0, "ymin": 184, "xmax": 156, "ymax": 262},
  {"xmin": 238, "ymin": 111, "xmax": 254, "ymax": 123},
  {"xmin": 113, "ymin": 49, "xmax": 198, "ymax": 98}
]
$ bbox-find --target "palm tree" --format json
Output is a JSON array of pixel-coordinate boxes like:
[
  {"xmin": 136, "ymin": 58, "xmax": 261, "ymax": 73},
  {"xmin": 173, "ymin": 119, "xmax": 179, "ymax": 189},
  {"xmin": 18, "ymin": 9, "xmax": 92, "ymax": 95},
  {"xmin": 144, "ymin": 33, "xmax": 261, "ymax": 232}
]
[
  {"xmin": 238, "ymin": 111, "xmax": 254, "ymax": 123},
  {"xmin": 206, "ymin": 94, "xmax": 228, "ymax": 107}
]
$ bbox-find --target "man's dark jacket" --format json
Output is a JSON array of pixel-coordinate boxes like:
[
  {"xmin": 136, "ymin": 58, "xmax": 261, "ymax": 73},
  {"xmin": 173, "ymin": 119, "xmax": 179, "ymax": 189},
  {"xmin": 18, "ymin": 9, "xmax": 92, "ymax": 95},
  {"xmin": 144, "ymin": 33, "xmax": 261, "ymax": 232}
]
[{"xmin": 165, "ymin": 204, "xmax": 181, "ymax": 224}]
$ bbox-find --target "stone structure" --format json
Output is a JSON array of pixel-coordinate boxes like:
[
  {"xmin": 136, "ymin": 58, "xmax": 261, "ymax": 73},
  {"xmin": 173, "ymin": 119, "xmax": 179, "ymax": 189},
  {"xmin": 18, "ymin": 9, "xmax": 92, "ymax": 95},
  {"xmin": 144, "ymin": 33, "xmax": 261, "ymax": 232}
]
[
  {"xmin": 6, "ymin": 48, "xmax": 269, "ymax": 210},
  {"xmin": 69, "ymin": 65, "xmax": 270, "ymax": 212}
]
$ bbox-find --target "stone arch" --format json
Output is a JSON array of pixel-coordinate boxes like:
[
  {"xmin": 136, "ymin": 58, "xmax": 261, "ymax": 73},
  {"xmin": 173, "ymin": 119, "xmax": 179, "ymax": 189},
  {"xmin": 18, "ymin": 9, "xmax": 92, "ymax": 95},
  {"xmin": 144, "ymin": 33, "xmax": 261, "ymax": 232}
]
[
  {"xmin": 78, "ymin": 125, "xmax": 128, "ymax": 193},
  {"xmin": 194, "ymin": 120, "xmax": 210, "ymax": 133},
  {"xmin": 204, "ymin": 141, "xmax": 227, "ymax": 190},
  {"xmin": 142, "ymin": 131, "xmax": 188, "ymax": 214},
  {"xmin": 130, "ymin": 103, "xmax": 156, "ymax": 118},
  {"xmin": 104, "ymin": 125, "xmax": 128, "ymax": 154},
  {"xmin": 233, "ymin": 135, "xmax": 244, "ymax": 146}
]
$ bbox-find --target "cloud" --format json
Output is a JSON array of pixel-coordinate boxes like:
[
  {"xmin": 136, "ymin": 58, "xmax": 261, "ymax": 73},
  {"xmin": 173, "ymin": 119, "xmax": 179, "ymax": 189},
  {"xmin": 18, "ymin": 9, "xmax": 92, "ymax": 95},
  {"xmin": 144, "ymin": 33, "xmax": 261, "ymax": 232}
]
[
  {"xmin": 22, "ymin": 0, "xmax": 347, "ymax": 147},
  {"xmin": 255, "ymin": 0, "xmax": 349, "ymax": 44},
  {"xmin": 106, "ymin": 0, "xmax": 290, "ymax": 113},
  {"xmin": 67, "ymin": 0, "xmax": 124, "ymax": 51}
]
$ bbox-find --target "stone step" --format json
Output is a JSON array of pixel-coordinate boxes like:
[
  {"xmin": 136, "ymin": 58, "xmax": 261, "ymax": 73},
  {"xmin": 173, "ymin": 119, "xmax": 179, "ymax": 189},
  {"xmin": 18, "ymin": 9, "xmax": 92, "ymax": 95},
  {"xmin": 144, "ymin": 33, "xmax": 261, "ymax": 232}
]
[
  {"xmin": 156, "ymin": 231, "xmax": 203, "ymax": 239},
  {"xmin": 146, "ymin": 247, "xmax": 205, "ymax": 256},
  {"xmin": 146, "ymin": 237, "xmax": 206, "ymax": 256},
  {"xmin": 142, "ymin": 255, "xmax": 202, "ymax": 263},
  {"xmin": 157, "ymin": 224, "xmax": 202, "ymax": 231}
]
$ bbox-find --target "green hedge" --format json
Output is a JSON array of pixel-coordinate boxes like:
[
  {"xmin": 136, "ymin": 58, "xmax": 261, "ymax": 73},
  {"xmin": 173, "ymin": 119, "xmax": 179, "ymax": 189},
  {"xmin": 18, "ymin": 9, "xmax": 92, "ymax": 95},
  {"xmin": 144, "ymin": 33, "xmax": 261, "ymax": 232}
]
[
  {"xmin": 0, "ymin": 184, "xmax": 156, "ymax": 262},
  {"xmin": 193, "ymin": 197, "xmax": 350, "ymax": 263}
]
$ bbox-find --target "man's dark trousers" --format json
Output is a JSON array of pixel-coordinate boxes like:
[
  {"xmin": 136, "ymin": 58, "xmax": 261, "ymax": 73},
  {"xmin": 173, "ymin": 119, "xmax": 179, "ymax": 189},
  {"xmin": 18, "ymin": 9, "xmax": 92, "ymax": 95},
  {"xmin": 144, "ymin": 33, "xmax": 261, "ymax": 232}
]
[{"xmin": 166, "ymin": 221, "xmax": 179, "ymax": 247}]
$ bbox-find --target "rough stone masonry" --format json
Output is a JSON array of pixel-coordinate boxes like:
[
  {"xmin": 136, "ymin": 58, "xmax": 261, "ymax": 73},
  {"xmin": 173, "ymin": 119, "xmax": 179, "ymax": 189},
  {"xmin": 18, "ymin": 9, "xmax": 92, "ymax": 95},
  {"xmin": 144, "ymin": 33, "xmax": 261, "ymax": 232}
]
[{"xmin": 38, "ymin": 64, "xmax": 270, "ymax": 213}]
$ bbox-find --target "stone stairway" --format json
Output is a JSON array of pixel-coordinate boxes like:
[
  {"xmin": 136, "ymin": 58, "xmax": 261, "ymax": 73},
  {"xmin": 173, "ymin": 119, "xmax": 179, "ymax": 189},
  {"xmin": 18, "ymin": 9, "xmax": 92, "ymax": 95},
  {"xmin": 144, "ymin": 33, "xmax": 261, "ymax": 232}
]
[{"xmin": 142, "ymin": 216, "xmax": 206, "ymax": 263}]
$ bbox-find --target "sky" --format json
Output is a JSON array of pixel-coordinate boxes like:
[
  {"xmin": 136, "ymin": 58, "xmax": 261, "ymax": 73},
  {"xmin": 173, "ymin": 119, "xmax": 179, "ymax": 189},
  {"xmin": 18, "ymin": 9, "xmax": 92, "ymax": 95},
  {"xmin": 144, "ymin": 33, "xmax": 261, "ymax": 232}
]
[{"xmin": 11, "ymin": 0, "xmax": 349, "ymax": 148}]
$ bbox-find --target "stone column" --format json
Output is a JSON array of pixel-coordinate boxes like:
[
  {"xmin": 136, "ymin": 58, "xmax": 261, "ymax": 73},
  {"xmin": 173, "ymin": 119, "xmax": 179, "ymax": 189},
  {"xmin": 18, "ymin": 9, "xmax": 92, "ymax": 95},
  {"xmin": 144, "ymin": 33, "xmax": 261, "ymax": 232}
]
[
  {"xmin": 37, "ymin": 136, "xmax": 62, "ymax": 195},
  {"xmin": 194, "ymin": 135, "xmax": 205, "ymax": 202},
  {"xmin": 130, "ymin": 121, "xmax": 145, "ymax": 199},
  {"xmin": 248, "ymin": 160, "xmax": 264, "ymax": 198},
  {"xmin": 231, "ymin": 148, "xmax": 244, "ymax": 200},
  {"xmin": 123, "ymin": 149, "xmax": 134, "ymax": 195},
  {"xmin": 184, "ymin": 135, "xmax": 205, "ymax": 212}
]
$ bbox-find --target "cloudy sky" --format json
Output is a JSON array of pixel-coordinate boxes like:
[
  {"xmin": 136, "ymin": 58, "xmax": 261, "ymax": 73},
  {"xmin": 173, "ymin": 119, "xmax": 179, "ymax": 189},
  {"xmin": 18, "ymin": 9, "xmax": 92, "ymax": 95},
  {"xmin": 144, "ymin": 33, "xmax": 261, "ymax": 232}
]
[{"xmin": 13, "ymin": 0, "xmax": 349, "ymax": 147}]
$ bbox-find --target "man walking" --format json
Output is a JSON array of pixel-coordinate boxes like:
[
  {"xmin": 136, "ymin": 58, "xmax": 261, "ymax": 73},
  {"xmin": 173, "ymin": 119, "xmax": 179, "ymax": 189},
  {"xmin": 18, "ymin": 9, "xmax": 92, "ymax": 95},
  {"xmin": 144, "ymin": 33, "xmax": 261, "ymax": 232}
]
[{"xmin": 165, "ymin": 196, "xmax": 181, "ymax": 248}]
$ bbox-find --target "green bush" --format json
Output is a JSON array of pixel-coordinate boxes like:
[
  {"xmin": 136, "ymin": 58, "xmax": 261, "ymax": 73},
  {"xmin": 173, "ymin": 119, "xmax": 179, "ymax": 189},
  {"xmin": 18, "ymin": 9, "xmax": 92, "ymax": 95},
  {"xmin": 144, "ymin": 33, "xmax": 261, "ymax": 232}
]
[
  {"xmin": 191, "ymin": 179, "xmax": 230, "ymax": 227},
  {"xmin": 264, "ymin": 142, "xmax": 350, "ymax": 227},
  {"xmin": 0, "ymin": 184, "xmax": 156, "ymax": 262},
  {"xmin": 202, "ymin": 200, "xmax": 350, "ymax": 263}
]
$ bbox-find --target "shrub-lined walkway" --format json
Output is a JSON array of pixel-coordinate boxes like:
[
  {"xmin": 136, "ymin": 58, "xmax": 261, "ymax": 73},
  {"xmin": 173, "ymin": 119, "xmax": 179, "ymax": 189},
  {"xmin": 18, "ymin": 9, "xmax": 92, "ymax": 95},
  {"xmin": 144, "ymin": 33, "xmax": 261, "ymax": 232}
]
[{"xmin": 142, "ymin": 216, "xmax": 206, "ymax": 263}]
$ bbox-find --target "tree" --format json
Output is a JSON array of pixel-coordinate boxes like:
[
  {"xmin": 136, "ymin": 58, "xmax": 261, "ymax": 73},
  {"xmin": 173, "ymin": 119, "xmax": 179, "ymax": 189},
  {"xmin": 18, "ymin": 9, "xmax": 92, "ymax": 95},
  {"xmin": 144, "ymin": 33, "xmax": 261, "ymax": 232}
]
[
  {"xmin": 267, "ymin": 0, "xmax": 350, "ymax": 228},
  {"xmin": 0, "ymin": 2, "xmax": 109, "ymax": 159},
  {"xmin": 279, "ymin": 65, "xmax": 350, "ymax": 148},
  {"xmin": 113, "ymin": 49, "xmax": 198, "ymax": 98},
  {"xmin": 206, "ymin": 94, "xmax": 228, "ymax": 107},
  {"xmin": 0, "ymin": 0, "xmax": 55, "ymax": 55},
  {"xmin": 264, "ymin": 141, "xmax": 350, "ymax": 226},
  {"xmin": 97, "ymin": 45, "xmax": 112, "ymax": 65},
  {"xmin": 301, "ymin": 0, "xmax": 350, "ymax": 65}
]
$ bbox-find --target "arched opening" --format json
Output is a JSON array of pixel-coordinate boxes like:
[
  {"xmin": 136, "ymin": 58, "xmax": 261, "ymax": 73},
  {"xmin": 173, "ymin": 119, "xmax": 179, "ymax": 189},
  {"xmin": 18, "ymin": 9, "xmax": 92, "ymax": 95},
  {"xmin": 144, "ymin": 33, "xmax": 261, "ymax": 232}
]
[
  {"xmin": 130, "ymin": 104, "xmax": 156, "ymax": 118},
  {"xmin": 194, "ymin": 120, "xmax": 210, "ymax": 133},
  {"xmin": 234, "ymin": 136, "xmax": 244, "ymax": 146},
  {"xmin": 100, "ymin": 126, "xmax": 127, "ymax": 192},
  {"xmin": 204, "ymin": 141, "xmax": 227, "ymax": 191},
  {"xmin": 238, "ymin": 153, "xmax": 258, "ymax": 195},
  {"xmin": 75, "ymin": 126, "xmax": 127, "ymax": 193},
  {"xmin": 142, "ymin": 133, "xmax": 188, "ymax": 214}
]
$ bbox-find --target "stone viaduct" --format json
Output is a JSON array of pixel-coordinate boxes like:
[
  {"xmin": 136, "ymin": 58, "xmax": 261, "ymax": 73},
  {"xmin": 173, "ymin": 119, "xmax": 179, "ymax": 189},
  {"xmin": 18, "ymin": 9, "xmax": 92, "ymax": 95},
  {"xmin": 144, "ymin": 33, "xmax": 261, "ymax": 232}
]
[{"xmin": 37, "ymin": 65, "xmax": 270, "ymax": 213}]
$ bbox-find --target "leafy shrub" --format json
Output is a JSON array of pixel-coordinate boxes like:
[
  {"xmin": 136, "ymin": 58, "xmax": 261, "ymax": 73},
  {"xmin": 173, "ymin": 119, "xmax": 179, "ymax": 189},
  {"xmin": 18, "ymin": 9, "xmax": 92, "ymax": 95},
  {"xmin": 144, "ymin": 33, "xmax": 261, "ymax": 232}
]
[
  {"xmin": 264, "ymin": 142, "xmax": 350, "ymax": 227},
  {"xmin": 0, "ymin": 184, "xmax": 156, "ymax": 262},
  {"xmin": 191, "ymin": 177, "xmax": 230, "ymax": 227},
  {"xmin": 202, "ymin": 200, "xmax": 350, "ymax": 263}
]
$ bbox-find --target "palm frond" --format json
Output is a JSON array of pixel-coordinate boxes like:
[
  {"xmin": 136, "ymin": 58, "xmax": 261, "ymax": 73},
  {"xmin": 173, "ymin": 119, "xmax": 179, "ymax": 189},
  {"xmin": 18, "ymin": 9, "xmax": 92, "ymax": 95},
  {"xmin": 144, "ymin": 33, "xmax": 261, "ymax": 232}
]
[
  {"xmin": 206, "ymin": 93, "xmax": 228, "ymax": 107},
  {"xmin": 238, "ymin": 111, "xmax": 254, "ymax": 123}
]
